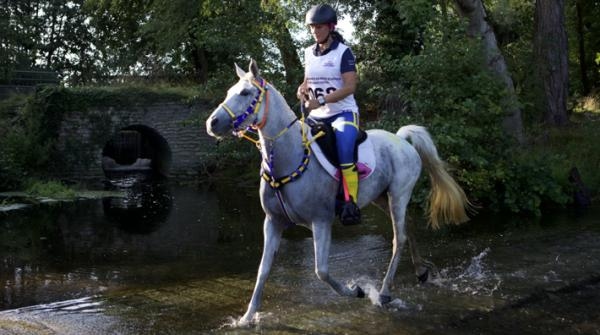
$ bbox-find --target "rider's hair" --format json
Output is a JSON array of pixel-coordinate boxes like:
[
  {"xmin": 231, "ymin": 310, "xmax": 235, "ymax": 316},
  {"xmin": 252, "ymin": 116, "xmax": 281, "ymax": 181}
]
[{"xmin": 330, "ymin": 30, "xmax": 345, "ymax": 44}]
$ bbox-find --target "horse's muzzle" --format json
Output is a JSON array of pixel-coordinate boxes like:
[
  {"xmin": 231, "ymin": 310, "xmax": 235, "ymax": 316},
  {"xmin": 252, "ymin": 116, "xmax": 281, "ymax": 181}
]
[
  {"xmin": 206, "ymin": 114, "xmax": 219, "ymax": 138},
  {"xmin": 210, "ymin": 116, "xmax": 219, "ymax": 128},
  {"xmin": 206, "ymin": 110, "xmax": 225, "ymax": 137}
]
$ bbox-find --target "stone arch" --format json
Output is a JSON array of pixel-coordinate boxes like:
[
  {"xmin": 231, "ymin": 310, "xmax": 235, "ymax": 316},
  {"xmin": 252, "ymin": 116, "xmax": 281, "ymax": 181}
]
[{"xmin": 102, "ymin": 124, "xmax": 172, "ymax": 178}]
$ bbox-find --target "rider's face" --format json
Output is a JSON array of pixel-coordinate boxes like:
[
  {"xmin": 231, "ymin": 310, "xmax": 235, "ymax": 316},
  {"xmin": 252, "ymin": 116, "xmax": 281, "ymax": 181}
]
[{"xmin": 309, "ymin": 24, "xmax": 331, "ymax": 44}]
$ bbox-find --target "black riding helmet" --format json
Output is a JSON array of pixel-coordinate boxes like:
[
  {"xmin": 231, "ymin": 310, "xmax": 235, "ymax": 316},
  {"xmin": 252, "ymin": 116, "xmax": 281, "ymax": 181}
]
[{"xmin": 305, "ymin": 4, "xmax": 337, "ymax": 25}]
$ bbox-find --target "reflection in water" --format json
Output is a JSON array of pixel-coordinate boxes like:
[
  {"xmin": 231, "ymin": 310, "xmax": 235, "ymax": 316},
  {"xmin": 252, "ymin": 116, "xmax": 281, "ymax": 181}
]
[
  {"xmin": 0, "ymin": 181, "xmax": 264, "ymax": 311},
  {"xmin": 1, "ymin": 184, "xmax": 600, "ymax": 334},
  {"xmin": 102, "ymin": 180, "xmax": 172, "ymax": 234}
]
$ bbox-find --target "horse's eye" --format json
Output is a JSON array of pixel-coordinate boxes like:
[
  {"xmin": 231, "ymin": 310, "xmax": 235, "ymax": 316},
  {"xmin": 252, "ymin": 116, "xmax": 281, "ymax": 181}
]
[{"xmin": 240, "ymin": 89, "xmax": 252, "ymax": 96}]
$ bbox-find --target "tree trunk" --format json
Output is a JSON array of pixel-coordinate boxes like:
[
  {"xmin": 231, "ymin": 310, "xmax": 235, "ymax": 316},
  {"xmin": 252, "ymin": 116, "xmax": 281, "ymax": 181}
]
[
  {"xmin": 575, "ymin": 0, "xmax": 590, "ymax": 95},
  {"xmin": 274, "ymin": 26, "xmax": 302, "ymax": 87},
  {"xmin": 534, "ymin": 0, "xmax": 569, "ymax": 126},
  {"xmin": 190, "ymin": 45, "xmax": 208, "ymax": 84},
  {"xmin": 453, "ymin": 0, "xmax": 524, "ymax": 143}
]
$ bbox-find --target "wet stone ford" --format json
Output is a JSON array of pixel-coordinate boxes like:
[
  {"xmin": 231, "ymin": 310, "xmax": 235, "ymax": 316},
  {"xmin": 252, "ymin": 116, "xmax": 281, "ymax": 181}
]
[{"xmin": 1, "ymin": 181, "xmax": 599, "ymax": 334}]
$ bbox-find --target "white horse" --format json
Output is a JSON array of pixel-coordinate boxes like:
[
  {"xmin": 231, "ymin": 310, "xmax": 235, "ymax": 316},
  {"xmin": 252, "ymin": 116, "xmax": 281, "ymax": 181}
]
[{"xmin": 206, "ymin": 60, "xmax": 470, "ymax": 324}]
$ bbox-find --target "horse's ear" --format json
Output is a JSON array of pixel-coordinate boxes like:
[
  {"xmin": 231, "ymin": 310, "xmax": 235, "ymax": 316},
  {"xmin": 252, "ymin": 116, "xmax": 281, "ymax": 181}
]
[
  {"xmin": 249, "ymin": 59, "xmax": 261, "ymax": 80},
  {"xmin": 235, "ymin": 63, "xmax": 246, "ymax": 79}
]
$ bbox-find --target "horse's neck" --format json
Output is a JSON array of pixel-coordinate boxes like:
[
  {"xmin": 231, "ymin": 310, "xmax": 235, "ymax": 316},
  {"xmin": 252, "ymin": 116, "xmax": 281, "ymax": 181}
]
[{"xmin": 258, "ymin": 88, "xmax": 304, "ymax": 175}]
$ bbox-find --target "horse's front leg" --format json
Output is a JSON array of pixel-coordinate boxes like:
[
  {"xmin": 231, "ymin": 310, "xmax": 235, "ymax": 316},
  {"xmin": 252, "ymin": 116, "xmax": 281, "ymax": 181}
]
[
  {"xmin": 312, "ymin": 221, "xmax": 365, "ymax": 298},
  {"xmin": 240, "ymin": 216, "xmax": 284, "ymax": 324}
]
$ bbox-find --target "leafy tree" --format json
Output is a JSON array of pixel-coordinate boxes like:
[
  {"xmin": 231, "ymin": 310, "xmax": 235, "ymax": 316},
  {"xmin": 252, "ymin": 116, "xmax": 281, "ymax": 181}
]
[
  {"xmin": 453, "ymin": 0, "xmax": 524, "ymax": 142},
  {"xmin": 567, "ymin": 0, "xmax": 600, "ymax": 96},
  {"xmin": 261, "ymin": 0, "xmax": 303, "ymax": 91}
]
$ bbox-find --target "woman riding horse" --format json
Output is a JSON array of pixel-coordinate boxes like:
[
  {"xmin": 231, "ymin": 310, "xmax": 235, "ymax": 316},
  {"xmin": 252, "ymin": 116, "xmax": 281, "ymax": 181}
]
[
  {"xmin": 206, "ymin": 59, "xmax": 471, "ymax": 324},
  {"xmin": 297, "ymin": 4, "xmax": 361, "ymax": 225}
]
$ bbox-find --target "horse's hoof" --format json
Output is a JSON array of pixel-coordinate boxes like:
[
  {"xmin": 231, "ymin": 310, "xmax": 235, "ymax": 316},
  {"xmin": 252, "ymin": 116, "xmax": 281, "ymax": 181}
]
[
  {"xmin": 417, "ymin": 269, "xmax": 430, "ymax": 283},
  {"xmin": 379, "ymin": 294, "xmax": 392, "ymax": 305},
  {"xmin": 238, "ymin": 312, "xmax": 255, "ymax": 327}
]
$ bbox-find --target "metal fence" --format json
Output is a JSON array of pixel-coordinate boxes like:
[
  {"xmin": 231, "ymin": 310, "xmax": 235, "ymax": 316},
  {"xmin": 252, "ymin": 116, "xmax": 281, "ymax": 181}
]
[
  {"xmin": 6, "ymin": 70, "xmax": 60, "ymax": 86},
  {"xmin": 0, "ymin": 70, "xmax": 60, "ymax": 99}
]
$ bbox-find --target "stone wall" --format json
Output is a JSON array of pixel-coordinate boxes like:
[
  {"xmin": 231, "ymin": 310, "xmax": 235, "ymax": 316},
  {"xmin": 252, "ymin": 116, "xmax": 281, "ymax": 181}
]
[{"xmin": 56, "ymin": 101, "xmax": 214, "ymax": 180}]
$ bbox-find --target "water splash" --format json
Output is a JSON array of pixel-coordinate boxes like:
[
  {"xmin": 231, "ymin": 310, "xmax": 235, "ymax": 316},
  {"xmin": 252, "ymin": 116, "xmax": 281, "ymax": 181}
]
[
  {"xmin": 220, "ymin": 312, "xmax": 273, "ymax": 329},
  {"xmin": 438, "ymin": 248, "xmax": 502, "ymax": 296},
  {"xmin": 543, "ymin": 270, "xmax": 561, "ymax": 283},
  {"xmin": 459, "ymin": 247, "xmax": 491, "ymax": 281}
]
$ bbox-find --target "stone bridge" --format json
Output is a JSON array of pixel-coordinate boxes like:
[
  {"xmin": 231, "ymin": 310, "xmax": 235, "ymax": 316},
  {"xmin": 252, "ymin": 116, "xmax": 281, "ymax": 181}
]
[{"xmin": 57, "ymin": 101, "xmax": 215, "ymax": 180}]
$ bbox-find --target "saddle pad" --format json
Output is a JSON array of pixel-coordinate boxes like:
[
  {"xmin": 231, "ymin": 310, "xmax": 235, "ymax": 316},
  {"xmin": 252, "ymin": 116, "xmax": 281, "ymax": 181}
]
[{"xmin": 308, "ymin": 131, "xmax": 376, "ymax": 181}]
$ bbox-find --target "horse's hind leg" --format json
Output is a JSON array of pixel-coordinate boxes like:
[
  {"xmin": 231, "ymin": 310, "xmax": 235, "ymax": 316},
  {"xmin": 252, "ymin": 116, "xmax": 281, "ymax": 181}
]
[
  {"xmin": 312, "ymin": 221, "xmax": 365, "ymax": 298},
  {"xmin": 240, "ymin": 217, "xmax": 284, "ymax": 324},
  {"xmin": 405, "ymin": 215, "xmax": 438, "ymax": 283},
  {"xmin": 373, "ymin": 196, "xmax": 437, "ymax": 283},
  {"xmin": 374, "ymin": 195, "xmax": 435, "ymax": 303},
  {"xmin": 376, "ymin": 193, "xmax": 409, "ymax": 303}
]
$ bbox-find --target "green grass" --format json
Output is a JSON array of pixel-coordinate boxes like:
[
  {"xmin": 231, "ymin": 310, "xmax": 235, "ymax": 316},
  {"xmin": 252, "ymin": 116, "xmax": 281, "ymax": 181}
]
[{"xmin": 25, "ymin": 179, "xmax": 77, "ymax": 199}]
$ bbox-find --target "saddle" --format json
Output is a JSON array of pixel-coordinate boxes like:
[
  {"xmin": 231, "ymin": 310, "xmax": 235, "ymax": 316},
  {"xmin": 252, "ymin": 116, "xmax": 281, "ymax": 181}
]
[
  {"xmin": 307, "ymin": 119, "xmax": 371, "ymax": 225},
  {"xmin": 307, "ymin": 118, "xmax": 368, "ymax": 168}
]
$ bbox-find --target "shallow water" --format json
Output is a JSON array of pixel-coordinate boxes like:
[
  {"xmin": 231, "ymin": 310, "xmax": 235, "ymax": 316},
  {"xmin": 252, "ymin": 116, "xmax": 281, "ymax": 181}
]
[{"xmin": 1, "ymin": 181, "xmax": 599, "ymax": 334}]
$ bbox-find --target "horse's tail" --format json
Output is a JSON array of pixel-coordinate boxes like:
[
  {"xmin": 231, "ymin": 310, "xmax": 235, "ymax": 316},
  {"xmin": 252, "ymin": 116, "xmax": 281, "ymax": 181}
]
[{"xmin": 396, "ymin": 125, "xmax": 472, "ymax": 229}]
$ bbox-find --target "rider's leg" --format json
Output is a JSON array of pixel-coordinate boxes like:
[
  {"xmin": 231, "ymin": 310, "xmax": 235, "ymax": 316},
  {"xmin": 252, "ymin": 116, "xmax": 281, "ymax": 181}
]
[
  {"xmin": 332, "ymin": 111, "xmax": 359, "ymax": 203},
  {"xmin": 340, "ymin": 163, "xmax": 358, "ymax": 202},
  {"xmin": 332, "ymin": 112, "xmax": 361, "ymax": 225}
]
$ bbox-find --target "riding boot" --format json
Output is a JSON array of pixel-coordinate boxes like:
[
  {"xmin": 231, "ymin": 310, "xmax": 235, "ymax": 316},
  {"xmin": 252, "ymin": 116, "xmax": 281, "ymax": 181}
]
[{"xmin": 340, "ymin": 164, "xmax": 361, "ymax": 225}]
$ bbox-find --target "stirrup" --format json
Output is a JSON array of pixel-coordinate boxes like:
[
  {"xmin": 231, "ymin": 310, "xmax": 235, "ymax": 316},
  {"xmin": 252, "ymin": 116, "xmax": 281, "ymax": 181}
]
[{"xmin": 339, "ymin": 200, "xmax": 361, "ymax": 226}]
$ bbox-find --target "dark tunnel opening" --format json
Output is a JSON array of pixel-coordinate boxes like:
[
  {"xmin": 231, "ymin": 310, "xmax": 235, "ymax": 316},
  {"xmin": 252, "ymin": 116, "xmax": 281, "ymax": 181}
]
[{"xmin": 101, "ymin": 125, "xmax": 172, "ymax": 179}]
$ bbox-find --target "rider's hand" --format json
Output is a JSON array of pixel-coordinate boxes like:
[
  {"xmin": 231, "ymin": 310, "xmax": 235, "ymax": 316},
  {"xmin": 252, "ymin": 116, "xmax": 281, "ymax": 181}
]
[
  {"xmin": 297, "ymin": 84, "xmax": 308, "ymax": 101},
  {"xmin": 304, "ymin": 99, "xmax": 320, "ymax": 110}
]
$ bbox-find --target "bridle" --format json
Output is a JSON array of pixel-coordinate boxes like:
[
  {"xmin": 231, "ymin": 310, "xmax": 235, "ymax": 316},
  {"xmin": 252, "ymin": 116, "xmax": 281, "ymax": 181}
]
[
  {"xmin": 219, "ymin": 78, "xmax": 269, "ymax": 135},
  {"xmin": 217, "ymin": 77, "xmax": 324, "ymax": 226}
]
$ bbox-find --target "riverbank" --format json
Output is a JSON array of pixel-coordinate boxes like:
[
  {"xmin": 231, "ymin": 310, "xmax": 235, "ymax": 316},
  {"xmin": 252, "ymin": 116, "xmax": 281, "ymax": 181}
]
[{"xmin": 0, "ymin": 190, "xmax": 125, "ymax": 212}]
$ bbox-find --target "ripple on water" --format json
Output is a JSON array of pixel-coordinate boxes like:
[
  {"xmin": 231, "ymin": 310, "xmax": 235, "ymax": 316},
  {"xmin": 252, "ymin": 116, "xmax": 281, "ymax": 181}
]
[{"xmin": 0, "ymin": 203, "xmax": 30, "ymax": 212}]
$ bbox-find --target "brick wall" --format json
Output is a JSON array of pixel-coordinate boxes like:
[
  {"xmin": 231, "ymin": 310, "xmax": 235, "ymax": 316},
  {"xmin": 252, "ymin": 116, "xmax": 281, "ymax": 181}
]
[{"xmin": 56, "ymin": 102, "xmax": 214, "ymax": 180}]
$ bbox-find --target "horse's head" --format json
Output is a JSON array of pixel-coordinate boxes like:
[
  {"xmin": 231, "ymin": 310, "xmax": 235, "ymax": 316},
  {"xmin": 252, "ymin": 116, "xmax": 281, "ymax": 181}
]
[{"xmin": 206, "ymin": 59, "xmax": 267, "ymax": 139}]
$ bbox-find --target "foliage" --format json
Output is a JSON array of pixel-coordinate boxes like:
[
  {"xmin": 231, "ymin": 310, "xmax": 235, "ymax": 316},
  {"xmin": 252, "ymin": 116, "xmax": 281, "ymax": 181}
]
[
  {"xmin": 527, "ymin": 112, "xmax": 600, "ymax": 200},
  {"xmin": 486, "ymin": 1, "xmax": 541, "ymax": 123},
  {"xmin": 24, "ymin": 179, "xmax": 77, "ymax": 199},
  {"xmin": 565, "ymin": 0, "xmax": 600, "ymax": 94},
  {"xmin": 0, "ymin": 89, "xmax": 57, "ymax": 190},
  {"xmin": 487, "ymin": 155, "xmax": 569, "ymax": 215},
  {"xmin": 1, "ymin": 0, "xmax": 599, "ymax": 217},
  {"xmin": 364, "ymin": 14, "xmax": 569, "ymax": 215},
  {"xmin": 0, "ymin": 0, "xmax": 302, "ymax": 89},
  {"xmin": 199, "ymin": 135, "xmax": 262, "ymax": 183}
]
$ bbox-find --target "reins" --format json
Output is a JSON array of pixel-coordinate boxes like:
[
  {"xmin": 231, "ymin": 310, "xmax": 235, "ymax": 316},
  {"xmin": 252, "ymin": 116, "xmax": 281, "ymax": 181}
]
[{"xmin": 221, "ymin": 78, "xmax": 325, "ymax": 226}]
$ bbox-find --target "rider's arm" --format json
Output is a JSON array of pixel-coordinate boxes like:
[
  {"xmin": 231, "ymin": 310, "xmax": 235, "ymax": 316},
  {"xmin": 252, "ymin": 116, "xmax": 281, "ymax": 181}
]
[
  {"xmin": 304, "ymin": 48, "xmax": 357, "ymax": 109},
  {"xmin": 322, "ymin": 71, "xmax": 356, "ymax": 104}
]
